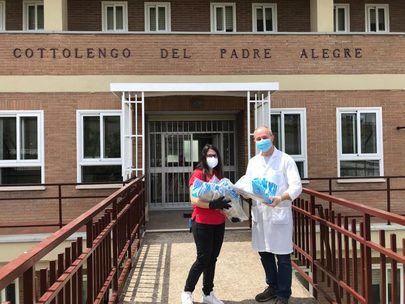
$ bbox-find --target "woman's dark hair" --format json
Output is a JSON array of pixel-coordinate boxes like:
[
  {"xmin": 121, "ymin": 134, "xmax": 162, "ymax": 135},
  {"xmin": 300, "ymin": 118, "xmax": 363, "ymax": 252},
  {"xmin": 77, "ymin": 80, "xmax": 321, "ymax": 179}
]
[{"xmin": 196, "ymin": 144, "xmax": 223, "ymax": 178}]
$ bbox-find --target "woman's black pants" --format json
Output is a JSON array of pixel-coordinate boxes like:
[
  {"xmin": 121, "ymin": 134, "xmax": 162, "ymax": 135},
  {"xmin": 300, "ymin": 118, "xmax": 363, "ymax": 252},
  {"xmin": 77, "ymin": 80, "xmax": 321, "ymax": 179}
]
[{"xmin": 184, "ymin": 221, "xmax": 225, "ymax": 295}]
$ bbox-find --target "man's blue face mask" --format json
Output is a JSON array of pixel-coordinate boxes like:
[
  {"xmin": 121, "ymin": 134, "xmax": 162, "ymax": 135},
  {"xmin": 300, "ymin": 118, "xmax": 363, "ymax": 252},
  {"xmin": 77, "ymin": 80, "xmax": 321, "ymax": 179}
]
[{"xmin": 256, "ymin": 138, "xmax": 273, "ymax": 153}]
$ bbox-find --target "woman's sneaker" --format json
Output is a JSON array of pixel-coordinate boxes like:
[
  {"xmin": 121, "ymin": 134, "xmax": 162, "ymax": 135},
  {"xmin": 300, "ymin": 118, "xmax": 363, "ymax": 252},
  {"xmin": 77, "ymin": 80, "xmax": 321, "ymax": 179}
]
[
  {"xmin": 181, "ymin": 291, "xmax": 194, "ymax": 304},
  {"xmin": 202, "ymin": 291, "xmax": 224, "ymax": 304}
]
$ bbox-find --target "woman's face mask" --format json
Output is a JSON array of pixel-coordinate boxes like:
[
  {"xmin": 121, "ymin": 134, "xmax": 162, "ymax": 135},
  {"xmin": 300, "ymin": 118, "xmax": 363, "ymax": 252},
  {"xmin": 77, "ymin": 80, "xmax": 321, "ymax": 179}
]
[
  {"xmin": 256, "ymin": 138, "xmax": 273, "ymax": 153},
  {"xmin": 206, "ymin": 156, "xmax": 218, "ymax": 169}
]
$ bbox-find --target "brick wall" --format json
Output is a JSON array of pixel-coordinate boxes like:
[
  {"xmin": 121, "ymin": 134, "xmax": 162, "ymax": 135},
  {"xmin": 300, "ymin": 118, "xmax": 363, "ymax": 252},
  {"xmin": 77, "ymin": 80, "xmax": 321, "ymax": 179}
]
[
  {"xmin": 3, "ymin": 34, "xmax": 405, "ymax": 75},
  {"xmin": 335, "ymin": 0, "xmax": 405, "ymax": 32},
  {"xmin": 5, "ymin": 0, "xmax": 405, "ymax": 32},
  {"xmin": 68, "ymin": 0, "xmax": 311, "ymax": 32},
  {"xmin": 1, "ymin": 91, "xmax": 405, "ymax": 224}
]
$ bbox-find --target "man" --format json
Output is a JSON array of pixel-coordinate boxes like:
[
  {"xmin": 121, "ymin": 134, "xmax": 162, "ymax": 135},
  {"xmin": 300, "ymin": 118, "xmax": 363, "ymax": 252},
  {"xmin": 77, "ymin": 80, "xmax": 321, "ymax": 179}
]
[{"xmin": 245, "ymin": 126, "xmax": 302, "ymax": 304}]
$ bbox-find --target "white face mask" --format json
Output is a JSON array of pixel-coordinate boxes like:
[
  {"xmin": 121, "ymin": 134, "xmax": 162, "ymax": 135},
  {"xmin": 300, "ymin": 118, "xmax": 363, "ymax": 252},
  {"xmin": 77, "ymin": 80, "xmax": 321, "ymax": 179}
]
[{"xmin": 206, "ymin": 157, "xmax": 218, "ymax": 169}]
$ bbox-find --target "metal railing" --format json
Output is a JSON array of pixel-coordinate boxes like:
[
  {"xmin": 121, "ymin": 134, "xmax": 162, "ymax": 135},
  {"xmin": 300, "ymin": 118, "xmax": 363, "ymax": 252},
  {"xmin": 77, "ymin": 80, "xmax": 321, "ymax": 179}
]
[
  {"xmin": 0, "ymin": 179, "xmax": 135, "ymax": 230},
  {"xmin": 301, "ymin": 176, "xmax": 405, "ymax": 219},
  {"xmin": 292, "ymin": 187, "xmax": 405, "ymax": 304},
  {"xmin": 0, "ymin": 176, "xmax": 145, "ymax": 304}
]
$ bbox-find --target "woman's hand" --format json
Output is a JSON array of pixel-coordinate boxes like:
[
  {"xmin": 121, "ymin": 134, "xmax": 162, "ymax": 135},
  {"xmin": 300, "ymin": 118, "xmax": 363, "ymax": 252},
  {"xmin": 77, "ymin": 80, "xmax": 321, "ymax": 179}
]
[{"xmin": 209, "ymin": 196, "xmax": 231, "ymax": 209}]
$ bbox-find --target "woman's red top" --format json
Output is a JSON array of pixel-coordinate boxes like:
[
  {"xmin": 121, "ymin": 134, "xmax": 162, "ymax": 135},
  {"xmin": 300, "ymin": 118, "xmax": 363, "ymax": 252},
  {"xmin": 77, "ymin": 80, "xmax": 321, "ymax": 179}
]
[{"xmin": 189, "ymin": 168, "xmax": 226, "ymax": 225}]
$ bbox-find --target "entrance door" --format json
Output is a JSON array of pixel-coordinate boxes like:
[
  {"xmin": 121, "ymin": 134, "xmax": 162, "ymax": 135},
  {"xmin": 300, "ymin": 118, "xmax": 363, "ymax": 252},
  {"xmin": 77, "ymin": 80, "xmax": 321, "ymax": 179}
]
[{"xmin": 148, "ymin": 119, "xmax": 237, "ymax": 209}]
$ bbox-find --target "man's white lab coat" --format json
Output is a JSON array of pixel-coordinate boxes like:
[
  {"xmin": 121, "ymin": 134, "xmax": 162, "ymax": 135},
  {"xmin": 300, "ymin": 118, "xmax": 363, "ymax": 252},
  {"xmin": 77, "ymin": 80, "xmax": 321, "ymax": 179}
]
[{"xmin": 245, "ymin": 148, "xmax": 302, "ymax": 254}]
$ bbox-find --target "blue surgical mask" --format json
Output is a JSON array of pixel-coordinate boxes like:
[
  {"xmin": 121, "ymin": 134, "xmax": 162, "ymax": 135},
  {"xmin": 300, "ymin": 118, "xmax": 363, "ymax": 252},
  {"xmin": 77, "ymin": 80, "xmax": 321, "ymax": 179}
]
[{"xmin": 256, "ymin": 138, "xmax": 273, "ymax": 153}]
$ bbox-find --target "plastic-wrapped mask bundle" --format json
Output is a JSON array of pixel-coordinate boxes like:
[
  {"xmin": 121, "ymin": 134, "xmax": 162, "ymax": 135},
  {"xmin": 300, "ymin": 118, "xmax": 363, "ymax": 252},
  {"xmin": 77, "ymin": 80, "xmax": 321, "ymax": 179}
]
[
  {"xmin": 191, "ymin": 178, "xmax": 248, "ymax": 222},
  {"xmin": 191, "ymin": 179, "xmax": 222, "ymax": 201},
  {"xmin": 252, "ymin": 178, "xmax": 278, "ymax": 204}
]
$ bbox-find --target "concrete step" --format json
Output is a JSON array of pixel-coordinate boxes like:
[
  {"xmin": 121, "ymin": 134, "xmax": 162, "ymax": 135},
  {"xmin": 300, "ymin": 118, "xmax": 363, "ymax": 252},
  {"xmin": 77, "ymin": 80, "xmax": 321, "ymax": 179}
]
[{"xmin": 120, "ymin": 230, "xmax": 317, "ymax": 304}]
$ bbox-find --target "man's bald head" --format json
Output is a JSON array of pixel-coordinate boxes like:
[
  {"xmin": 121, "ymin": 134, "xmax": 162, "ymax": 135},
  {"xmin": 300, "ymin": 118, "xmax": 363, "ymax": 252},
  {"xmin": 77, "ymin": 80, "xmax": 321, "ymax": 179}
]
[{"xmin": 254, "ymin": 126, "xmax": 272, "ymax": 138}]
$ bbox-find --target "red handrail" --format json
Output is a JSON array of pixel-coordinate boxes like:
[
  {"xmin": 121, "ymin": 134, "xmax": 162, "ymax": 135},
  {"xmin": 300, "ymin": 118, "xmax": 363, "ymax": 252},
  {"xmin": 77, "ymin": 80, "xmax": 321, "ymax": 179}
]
[
  {"xmin": 292, "ymin": 187, "xmax": 405, "ymax": 304},
  {"xmin": 0, "ymin": 176, "xmax": 145, "ymax": 304}
]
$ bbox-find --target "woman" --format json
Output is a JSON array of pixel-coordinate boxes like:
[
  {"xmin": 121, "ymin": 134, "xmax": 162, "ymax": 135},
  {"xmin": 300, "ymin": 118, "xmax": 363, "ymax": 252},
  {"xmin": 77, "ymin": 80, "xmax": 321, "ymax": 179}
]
[{"xmin": 181, "ymin": 144, "xmax": 231, "ymax": 304}]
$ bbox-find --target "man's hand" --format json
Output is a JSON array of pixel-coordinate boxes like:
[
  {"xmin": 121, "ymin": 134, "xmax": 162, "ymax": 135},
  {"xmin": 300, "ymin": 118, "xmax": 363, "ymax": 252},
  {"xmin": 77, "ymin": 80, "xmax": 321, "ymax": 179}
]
[
  {"xmin": 270, "ymin": 196, "xmax": 282, "ymax": 207},
  {"xmin": 209, "ymin": 196, "xmax": 231, "ymax": 209}
]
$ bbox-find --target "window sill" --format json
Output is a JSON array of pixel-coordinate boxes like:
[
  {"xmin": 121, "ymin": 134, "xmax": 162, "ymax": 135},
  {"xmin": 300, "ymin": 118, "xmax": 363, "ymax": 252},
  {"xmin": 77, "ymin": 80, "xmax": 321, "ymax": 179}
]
[
  {"xmin": 0, "ymin": 185, "xmax": 46, "ymax": 191},
  {"xmin": 75, "ymin": 184, "xmax": 123, "ymax": 190},
  {"xmin": 301, "ymin": 180, "xmax": 310, "ymax": 185},
  {"xmin": 337, "ymin": 178, "xmax": 386, "ymax": 184}
]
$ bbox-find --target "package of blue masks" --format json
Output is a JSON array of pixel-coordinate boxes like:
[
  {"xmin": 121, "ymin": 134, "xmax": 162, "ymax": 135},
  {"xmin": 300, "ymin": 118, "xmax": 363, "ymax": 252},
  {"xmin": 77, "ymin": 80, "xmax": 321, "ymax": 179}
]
[
  {"xmin": 191, "ymin": 178, "xmax": 248, "ymax": 222},
  {"xmin": 251, "ymin": 178, "xmax": 278, "ymax": 204}
]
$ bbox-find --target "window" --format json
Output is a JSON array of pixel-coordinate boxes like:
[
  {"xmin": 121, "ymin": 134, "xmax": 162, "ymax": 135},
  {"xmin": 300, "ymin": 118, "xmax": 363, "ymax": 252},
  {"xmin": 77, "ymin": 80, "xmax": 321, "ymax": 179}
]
[
  {"xmin": 23, "ymin": 1, "xmax": 44, "ymax": 31},
  {"xmin": 252, "ymin": 3, "xmax": 277, "ymax": 32},
  {"xmin": 365, "ymin": 4, "xmax": 389, "ymax": 32},
  {"xmin": 102, "ymin": 2, "xmax": 128, "ymax": 31},
  {"xmin": 211, "ymin": 3, "xmax": 236, "ymax": 32},
  {"xmin": 0, "ymin": 111, "xmax": 44, "ymax": 185},
  {"xmin": 0, "ymin": 1, "xmax": 5, "ymax": 31},
  {"xmin": 334, "ymin": 4, "xmax": 350, "ymax": 32},
  {"xmin": 0, "ymin": 279, "xmax": 19, "ymax": 304},
  {"xmin": 144, "ymin": 2, "xmax": 171, "ymax": 32},
  {"xmin": 270, "ymin": 109, "xmax": 307, "ymax": 178},
  {"xmin": 77, "ymin": 111, "xmax": 122, "ymax": 183},
  {"xmin": 337, "ymin": 108, "xmax": 383, "ymax": 177},
  {"xmin": 372, "ymin": 265, "xmax": 404, "ymax": 304}
]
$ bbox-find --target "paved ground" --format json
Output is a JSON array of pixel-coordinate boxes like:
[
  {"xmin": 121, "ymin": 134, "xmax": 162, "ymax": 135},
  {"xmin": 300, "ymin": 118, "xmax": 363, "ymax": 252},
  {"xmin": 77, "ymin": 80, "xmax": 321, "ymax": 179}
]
[{"xmin": 120, "ymin": 230, "xmax": 317, "ymax": 304}]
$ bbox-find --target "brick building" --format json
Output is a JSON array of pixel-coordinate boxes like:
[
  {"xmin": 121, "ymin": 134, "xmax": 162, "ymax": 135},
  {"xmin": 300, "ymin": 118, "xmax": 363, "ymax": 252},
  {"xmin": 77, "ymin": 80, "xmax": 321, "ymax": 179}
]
[{"xmin": 0, "ymin": 0, "xmax": 405, "ymax": 302}]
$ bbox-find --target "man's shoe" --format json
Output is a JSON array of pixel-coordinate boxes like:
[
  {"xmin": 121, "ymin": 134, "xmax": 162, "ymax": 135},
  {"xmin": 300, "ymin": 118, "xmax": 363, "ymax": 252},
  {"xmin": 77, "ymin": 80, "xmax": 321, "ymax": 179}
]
[
  {"xmin": 181, "ymin": 291, "xmax": 194, "ymax": 304},
  {"xmin": 274, "ymin": 296, "xmax": 289, "ymax": 304},
  {"xmin": 202, "ymin": 291, "xmax": 224, "ymax": 304},
  {"xmin": 255, "ymin": 286, "xmax": 277, "ymax": 302}
]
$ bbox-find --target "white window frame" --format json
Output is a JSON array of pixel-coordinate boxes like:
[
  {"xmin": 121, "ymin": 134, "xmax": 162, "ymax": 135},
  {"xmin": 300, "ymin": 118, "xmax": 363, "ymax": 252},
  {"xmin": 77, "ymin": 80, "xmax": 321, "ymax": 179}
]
[
  {"xmin": 23, "ymin": 1, "xmax": 44, "ymax": 31},
  {"xmin": 271, "ymin": 108, "xmax": 307, "ymax": 178},
  {"xmin": 334, "ymin": 4, "xmax": 350, "ymax": 32},
  {"xmin": 76, "ymin": 110, "xmax": 122, "ymax": 183},
  {"xmin": 252, "ymin": 3, "xmax": 277, "ymax": 33},
  {"xmin": 372, "ymin": 264, "xmax": 404, "ymax": 304},
  {"xmin": 101, "ymin": 1, "xmax": 128, "ymax": 32},
  {"xmin": 0, "ymin": 279, "xmax": 20, "ymax": 304},
  {"xmin": 144, "ymin": 2, "xmax": 171, "ymax": 32},
  {"xmin": 365, "ymin": 4, "xmax": 389, "ymax": 33},
  {"xmin": 0, "ymin": 111, "xmax": 44, "ymax": 184},
  {"xmin": 336, "ymin": 107, "xmax": 383, "ymax": 178},
  {"xmin": 210, "ymin": 3, "xmax": 236, "ymax": 33},
  {"xmin": 0, "ymin": 1, "xmax": 5, "ymax": 31}
]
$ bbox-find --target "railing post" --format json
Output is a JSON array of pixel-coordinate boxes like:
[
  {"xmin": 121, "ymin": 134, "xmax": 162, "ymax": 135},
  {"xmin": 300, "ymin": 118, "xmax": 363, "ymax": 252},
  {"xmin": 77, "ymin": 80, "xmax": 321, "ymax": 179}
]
[
  {"xmin": 386, "ymin": 177, "xmax": 391, "ymax": 225},
  {"xmin": 23, "ymin": 267, "xmax": 35, "ymax": 304},
  {"xmin": 363, "ymin": 214, "xmax": 373, "ymax": 304},
  {"xmin": 112, "ymin": 200, "xmax": 119, "ymax": 293},
  {"xmin": 58, "ymin": 185, "xmax": 63, "ymax": 228},
  {"xmin": 328, "ymin": 178, "xmax": 332, "ymax": 211},
  {"xmin": 86, "ymin": 220, "xmax": 94, "ymax": 304},
  {"xmin": 310, "ymin": 195, "xmax": 318, "ymax": 299}
]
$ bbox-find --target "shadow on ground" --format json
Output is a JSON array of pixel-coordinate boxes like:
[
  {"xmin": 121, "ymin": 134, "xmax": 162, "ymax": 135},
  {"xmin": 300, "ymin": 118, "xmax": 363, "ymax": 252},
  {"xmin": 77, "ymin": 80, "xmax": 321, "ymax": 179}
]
[{"xmin": 120, "ymin": 231, "xmax": 316, "ymax": 304}]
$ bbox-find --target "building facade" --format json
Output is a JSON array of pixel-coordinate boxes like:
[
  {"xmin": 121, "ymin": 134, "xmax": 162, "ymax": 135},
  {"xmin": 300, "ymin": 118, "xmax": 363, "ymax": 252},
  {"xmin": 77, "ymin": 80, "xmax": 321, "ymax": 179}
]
[{"xmin": 1, "ymin": 0, "xmax": 405, "ymax": 302}]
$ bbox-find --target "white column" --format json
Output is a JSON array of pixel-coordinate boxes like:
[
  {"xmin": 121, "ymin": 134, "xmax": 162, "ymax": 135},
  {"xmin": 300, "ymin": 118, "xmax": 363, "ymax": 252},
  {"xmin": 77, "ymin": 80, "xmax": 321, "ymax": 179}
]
[
  {"xmin": 44, "ymin": 0, "xmax": 68, "ymax": 31},
  {"xmin": 310, "ymin": 0, "xmax": 334, "ymax": 32}
]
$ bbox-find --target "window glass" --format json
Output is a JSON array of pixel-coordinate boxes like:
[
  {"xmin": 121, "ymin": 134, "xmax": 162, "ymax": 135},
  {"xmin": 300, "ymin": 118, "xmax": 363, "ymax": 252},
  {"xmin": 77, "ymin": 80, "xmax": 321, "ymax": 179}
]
[
  {"xmin": 378, "ymin": 8, "xmax": 385, "ymax": 31},
  {"xmin": 225, "ymin": 6, "xmax": 233, "ymax": 32},
  {"xmin": 284, "ymin": 114, "xmax": 301, "ymax": 155},
  {"xmin": 340, "ymin": 160, "xmax": 380, "ymax": 177},
  {"xmin": 37, "ymin": 5, "xmax": 44, "ymax": 29},
  {"xmin": 0, "ymin": 167, "xmax": 41, "ymax": 184},
  {"xmin": 341, "ymin": 113, "xmax": 357, "ymax": 154},
  {"xmin": 149, "ymin": 7, "xmax": 156, "ymax": 31},
  {"xmin": 360, "ymin": 112, "xmax": 377, "ymax": 153},
  {"xmin": 28, "ymin": 5, "xmax": 36, "ymax": 30},
  {"xmin": 115, "ymin": 6, "xmax": 124, "ymax": 30},
  {"xmin": 0, "ymin": 117, "xmax": 17, "ymax": 160},
  {"xmin": 82, "ymin": 165, "xmax": 122, "ymax": 183},
  {"xmin": 265, "ymin": 7, "xmax": 273, "ymax": 31},
  {"xmin": 256, "ymin": 8, "xmax": 263, "ymax": 32},
  {"xmin": 106, "ymin": 6, "xmax": 114, "ymax": 30},
  {"xmin": 216, "ymin": 7, "xmax": 223, "ymax": 31},
  {"xmin": 20, "ymin": 116, "xmax": 38, "ymax": 160},
  {"xmin": 103, "ymin": 116, "xmax": 120, "ymax": 158},
  {"xmin": 158, "ymin": 6, "xmax": 166, "ymax": 30},
  {"xmin": 83, "ymin": 116, "xmax": 100, "ymax": 159}
]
